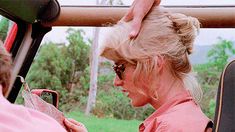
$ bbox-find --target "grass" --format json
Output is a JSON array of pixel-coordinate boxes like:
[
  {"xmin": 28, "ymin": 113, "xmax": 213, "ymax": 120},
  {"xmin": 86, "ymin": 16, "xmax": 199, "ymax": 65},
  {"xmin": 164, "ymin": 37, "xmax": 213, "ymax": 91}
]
[{"xmin": 65, "ymin": 111, "xmax": 141, "ymax": 132}]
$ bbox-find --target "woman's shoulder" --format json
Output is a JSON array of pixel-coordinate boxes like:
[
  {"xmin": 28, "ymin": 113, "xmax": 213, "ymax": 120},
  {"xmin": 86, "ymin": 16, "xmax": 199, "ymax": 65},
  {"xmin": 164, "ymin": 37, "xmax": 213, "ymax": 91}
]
[
  {"xmin": 166, "ymin": 99, "xmax": 207, "ymax": 119},
  {"xmin": 157, "ymin": 100, "xmax": 210, "ymax": 132}
]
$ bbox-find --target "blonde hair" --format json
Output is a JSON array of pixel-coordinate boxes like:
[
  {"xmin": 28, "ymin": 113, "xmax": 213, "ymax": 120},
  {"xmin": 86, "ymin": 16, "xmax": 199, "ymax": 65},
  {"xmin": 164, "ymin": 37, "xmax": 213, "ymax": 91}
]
[{"xmin": 100, "ymin": 7, "xmax": 202, "ymax": 102}]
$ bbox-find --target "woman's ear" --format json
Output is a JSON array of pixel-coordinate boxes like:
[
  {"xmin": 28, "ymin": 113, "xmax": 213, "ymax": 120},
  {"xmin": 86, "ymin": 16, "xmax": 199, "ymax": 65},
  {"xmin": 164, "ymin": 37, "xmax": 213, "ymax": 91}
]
[{"xmin": 154, "ymin": 55, "xmax": 165, "ymax": 74}]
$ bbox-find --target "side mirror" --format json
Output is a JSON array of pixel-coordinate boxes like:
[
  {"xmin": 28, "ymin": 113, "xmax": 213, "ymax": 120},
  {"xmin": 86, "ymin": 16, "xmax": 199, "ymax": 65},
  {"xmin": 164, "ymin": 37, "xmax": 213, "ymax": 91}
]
[{"xmin": 31, "ymin": 89, "xmax": 59, "ymax": 108}]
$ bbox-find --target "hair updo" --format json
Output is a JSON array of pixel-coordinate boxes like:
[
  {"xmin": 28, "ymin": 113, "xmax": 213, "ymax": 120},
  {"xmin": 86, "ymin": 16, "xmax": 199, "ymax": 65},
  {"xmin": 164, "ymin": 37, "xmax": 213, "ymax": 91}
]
[{"xmin": 168, "ymin": 13, "xmax": 200, "ymax": 54}]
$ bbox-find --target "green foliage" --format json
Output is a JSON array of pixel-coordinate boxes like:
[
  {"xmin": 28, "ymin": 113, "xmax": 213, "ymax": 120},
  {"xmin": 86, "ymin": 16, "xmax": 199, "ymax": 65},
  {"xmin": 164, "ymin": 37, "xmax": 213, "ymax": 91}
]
[
  {"xmin": 0, "ymin": 17, "xmax": 9, "ymax": 41},
  {"xmin": 205, "ymin": 99, "xmax": 216, "ymax": 118},
  {"xmin": 27, "ymin": 43, "xmax": 64, "ymax": 88},
  {"xmin": 15, "ymin": 87, "xmax": 24, "ymax": 105},
  {"xmin": 26, "ymin": 29, "xmax": 90, "ymax": 112},
  {"xmin": 26, "ymin": 42, "xmax": 69, "ymax": 108},
  {"xmin": 194, "ymin": 38, "xmax": 235, "ymax": 119},
  {"xmin": 79, "ymin": 67, "xmax": 90, "ymax": 90},
  {"xmin": 94, "ymin": 88, "xmax": 134, "ymax": 119},
  {"xmin": 65, "ymin": 111, "xmax": 141, "ymax": 132},
  {"xmin": 207, "ymin": 38, "xmax": 235, "ymax": 71},
  {"xmin": 66, "ymin": 28, "xmax": 90, "ymax": 75}
]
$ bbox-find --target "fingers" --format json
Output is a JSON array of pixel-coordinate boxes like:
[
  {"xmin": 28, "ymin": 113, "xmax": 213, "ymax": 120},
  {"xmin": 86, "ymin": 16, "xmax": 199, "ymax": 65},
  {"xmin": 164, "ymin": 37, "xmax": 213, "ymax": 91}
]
[
  {"xmin": 64, "ymin": 119, "xmax": 87, "ymax": 132},
  {"xmin": 67, "ymin": 118, "xmax": 84, "ymax": 126},
  {"xmin": 122, "ymin": 0, "xmax": 156, "ymax": 38}
]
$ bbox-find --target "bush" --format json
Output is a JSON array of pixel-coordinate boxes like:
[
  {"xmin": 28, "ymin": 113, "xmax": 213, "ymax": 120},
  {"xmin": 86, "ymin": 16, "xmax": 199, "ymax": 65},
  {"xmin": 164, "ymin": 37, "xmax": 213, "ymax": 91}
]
[{"xmin": 206, "ymin": 99, "xmax": 216, "ymax": 119}]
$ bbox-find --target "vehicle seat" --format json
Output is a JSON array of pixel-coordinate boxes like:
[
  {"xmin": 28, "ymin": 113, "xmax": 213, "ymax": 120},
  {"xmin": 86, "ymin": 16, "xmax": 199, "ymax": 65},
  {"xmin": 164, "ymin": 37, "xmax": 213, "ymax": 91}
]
[{"xmin": 213, "ymin": 59, "xmax": 235, "ymax": 132}]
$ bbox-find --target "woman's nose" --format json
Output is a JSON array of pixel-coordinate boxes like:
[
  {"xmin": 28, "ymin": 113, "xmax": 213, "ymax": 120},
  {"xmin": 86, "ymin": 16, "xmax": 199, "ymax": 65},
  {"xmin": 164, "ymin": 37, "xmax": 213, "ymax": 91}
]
[{"xmin": 113, "ymin": 76, "xmax": 124, "ymax": 86}]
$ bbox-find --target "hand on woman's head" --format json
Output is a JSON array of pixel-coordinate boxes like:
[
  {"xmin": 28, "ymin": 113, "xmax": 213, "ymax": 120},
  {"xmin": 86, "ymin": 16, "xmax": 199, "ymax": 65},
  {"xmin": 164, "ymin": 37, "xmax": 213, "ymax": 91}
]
[{"xmin": 122, "ymin": 0, "xmax": 161, "ymax": 38}]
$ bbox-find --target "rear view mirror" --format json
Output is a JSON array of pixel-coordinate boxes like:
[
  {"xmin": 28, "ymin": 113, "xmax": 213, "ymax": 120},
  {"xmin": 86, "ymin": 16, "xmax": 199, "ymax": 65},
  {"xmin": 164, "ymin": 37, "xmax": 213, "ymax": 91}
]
[{"xmin": 31, "ymin": 89, "xmax": 59, "ymax": 108}]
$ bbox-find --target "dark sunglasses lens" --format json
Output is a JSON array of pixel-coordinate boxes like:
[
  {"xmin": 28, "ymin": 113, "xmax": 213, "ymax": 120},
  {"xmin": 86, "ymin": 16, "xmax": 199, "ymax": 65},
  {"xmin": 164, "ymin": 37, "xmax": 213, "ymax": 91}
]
[
  {"xmin": 116, "ymin": 71, "xmax": 123, "ymax": 79},
  {"xmin": 113, "ymin": 64, "xmax": 125, "ymax": 79}
]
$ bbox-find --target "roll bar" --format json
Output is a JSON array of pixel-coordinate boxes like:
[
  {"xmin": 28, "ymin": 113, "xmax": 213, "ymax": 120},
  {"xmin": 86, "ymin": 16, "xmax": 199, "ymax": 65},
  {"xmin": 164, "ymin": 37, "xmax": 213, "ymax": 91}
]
[{"xmin": 43, "ymin": 6, "xmax": 235, "ymax": 28}]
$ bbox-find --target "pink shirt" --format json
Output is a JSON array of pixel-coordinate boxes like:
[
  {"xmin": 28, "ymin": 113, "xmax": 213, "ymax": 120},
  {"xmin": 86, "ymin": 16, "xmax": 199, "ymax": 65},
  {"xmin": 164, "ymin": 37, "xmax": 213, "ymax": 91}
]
[
  {"xmin": 0, "ymin": 94, "xmax": 66, "ymax": 132},
  {"xmin": 139, "ymin": 91, "xmax": 211, "ymax": 132}
]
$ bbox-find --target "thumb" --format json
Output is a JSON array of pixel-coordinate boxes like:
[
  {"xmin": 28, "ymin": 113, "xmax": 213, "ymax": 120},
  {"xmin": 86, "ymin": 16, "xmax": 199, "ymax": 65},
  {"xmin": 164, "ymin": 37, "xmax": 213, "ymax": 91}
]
[{"xmin": 129, "ymin": 17, "xmax": 142, "ymax": 38}]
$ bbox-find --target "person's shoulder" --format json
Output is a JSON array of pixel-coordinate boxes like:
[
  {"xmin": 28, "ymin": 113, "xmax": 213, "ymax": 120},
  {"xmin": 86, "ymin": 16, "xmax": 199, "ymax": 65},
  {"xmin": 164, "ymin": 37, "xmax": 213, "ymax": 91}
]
[
  {"xmin": 24, "ymin": 107, "xmax": 66, "ymax": 131},
  {"xmin": 0, "ymin": 101, "xmax": 65, "ymax": 132},
  {"xmin": 157, "ymin": 101, "xmax": 210, "ymax": 132}
]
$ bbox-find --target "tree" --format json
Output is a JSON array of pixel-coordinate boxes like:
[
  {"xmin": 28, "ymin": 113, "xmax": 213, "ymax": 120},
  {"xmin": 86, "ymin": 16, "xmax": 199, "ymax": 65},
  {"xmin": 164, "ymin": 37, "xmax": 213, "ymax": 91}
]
[
  {"xmin": 207, "ymin": 38, "xmax": 235, "ymax": 71},
  {"xmin": 26, "ymin": 42, "xmax": 69, "ymax": 105},
  {"xmin": 85, "ymin": 27, "xmax": 100, "ymax": 115},
  {"xmin": 26, "ymin": 29, "xmax": 90, "ymax": 111},
  {"xmin": 66, "ymin": 28, "xmax": 90, "ymax": 93},
  {"xmin": 85, "ymin": 0, "xmax": 120, "ymax": 116},
  {"xmin": 0, "ymin": 17, "xmax": 9, "ymax": 41}
]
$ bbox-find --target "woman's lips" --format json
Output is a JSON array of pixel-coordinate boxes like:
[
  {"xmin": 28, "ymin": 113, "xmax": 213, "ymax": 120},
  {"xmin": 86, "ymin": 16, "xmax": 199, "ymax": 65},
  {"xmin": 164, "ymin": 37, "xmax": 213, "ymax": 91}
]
[{"xmin": 122, "ymin": 89, "xmax": 128, "ymax": 92}]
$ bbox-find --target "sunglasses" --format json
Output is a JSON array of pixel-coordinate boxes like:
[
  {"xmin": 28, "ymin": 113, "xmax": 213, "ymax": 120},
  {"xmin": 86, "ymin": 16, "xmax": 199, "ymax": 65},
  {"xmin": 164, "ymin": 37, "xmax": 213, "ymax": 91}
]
[{"xmin": 112, "ymin": 63, "xmax": 126, "ymax": 80}]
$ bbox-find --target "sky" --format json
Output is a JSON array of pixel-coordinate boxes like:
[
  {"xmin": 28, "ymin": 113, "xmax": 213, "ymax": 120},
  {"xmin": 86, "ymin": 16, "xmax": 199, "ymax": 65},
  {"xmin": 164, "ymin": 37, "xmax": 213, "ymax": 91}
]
[{"xmin": 42, "ymin": 0, "xmax": 235, "ymax": 46}]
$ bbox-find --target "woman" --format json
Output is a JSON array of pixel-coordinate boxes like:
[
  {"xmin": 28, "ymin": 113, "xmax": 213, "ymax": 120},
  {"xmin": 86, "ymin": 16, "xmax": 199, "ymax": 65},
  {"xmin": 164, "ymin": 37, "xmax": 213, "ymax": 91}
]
[{"xmin": 100, "ymin": 7, "xmax": 212, "ymax": 132}]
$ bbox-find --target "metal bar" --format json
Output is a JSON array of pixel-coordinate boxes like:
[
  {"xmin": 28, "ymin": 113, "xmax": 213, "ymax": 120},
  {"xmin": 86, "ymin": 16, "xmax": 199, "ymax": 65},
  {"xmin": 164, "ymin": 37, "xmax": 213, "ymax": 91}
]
[{"xmin": 43, "ymin": 6, "xmax": 235, "ymax": 28}]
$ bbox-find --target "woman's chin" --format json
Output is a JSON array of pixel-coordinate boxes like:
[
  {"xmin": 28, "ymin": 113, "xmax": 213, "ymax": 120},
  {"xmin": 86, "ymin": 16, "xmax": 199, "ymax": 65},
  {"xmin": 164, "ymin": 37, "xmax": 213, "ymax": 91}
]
[{"xmin": 130, "ymin": 100, "xmax": 146, "ymax": 107}]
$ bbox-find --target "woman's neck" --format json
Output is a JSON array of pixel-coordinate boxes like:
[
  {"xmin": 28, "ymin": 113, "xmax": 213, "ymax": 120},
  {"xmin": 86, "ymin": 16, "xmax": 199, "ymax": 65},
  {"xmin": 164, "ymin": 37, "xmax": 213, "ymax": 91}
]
[{"xmin": 149, "ymin": 69, "xmax": 186, "ymax": 109}]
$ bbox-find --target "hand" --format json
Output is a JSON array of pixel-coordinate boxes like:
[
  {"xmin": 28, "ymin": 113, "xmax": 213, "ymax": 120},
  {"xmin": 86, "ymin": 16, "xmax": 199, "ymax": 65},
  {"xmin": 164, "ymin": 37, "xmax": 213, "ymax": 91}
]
[
  {"xmin": 122, "ymin": 0, "xmax": 161, "ymax": 38},
  {"xmin": 64, "ymin": 118, "xmax": 88, "ymax": 132}
]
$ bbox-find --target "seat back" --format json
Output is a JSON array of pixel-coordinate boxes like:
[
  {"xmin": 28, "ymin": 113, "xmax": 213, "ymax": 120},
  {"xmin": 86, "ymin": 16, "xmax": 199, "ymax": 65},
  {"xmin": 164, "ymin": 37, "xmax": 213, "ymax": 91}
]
[{"xmin": 213, "ymin": 59, "xmax": 235, "ymax": 132}]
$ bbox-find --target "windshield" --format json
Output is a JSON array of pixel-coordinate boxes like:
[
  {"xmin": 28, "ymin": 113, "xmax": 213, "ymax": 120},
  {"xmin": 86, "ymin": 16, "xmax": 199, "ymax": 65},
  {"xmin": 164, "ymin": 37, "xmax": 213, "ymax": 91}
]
[{"xmin": 58, "ymin": 0, "xmax": 235, "ymax": 6}]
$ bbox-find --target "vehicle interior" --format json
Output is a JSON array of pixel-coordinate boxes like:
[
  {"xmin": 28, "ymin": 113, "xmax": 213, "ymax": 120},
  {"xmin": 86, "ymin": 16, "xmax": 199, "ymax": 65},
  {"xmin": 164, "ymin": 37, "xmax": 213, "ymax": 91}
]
[{"xmin": 0, "ymin": 0, "xmax": 235, "ymax": 131}]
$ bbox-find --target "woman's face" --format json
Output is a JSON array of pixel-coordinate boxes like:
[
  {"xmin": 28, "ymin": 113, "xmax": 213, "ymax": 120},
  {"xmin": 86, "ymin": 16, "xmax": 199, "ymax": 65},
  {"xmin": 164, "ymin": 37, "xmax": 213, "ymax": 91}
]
[{"xmin": 113, "ymin": 61, "xmax": 151, "ymax": 107}]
